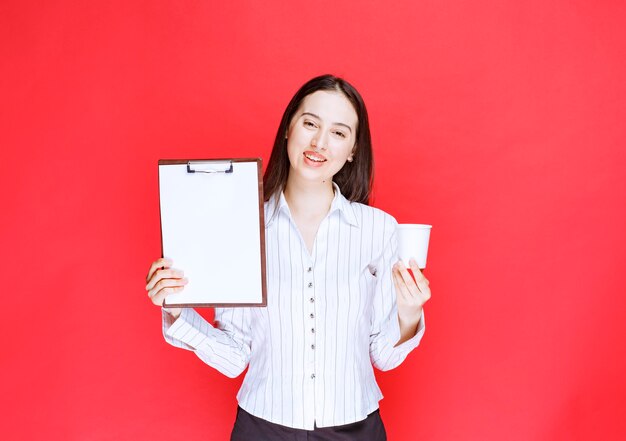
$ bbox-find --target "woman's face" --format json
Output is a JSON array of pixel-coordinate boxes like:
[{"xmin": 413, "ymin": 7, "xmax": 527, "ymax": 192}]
[{"xmin": 286, "ymin": 90, "xmax": 358, "ymax": 185}]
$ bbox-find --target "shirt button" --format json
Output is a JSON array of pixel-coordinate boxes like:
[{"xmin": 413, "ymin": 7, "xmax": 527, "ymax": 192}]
[
  {"xmin": 307, "ymin": 267, "xmax": 312, "ymax": 272},
  {"xmin": 311, "ymin": 344, "xmax": 315, "ymax": 350},
  {"xmin": 311, "ymin": 328, "xmax": 315, "ymax": 333},
  {"xmin": 311, "ymin": 373, "xmax": 315, "ymax": 379},
  {"xmin": 308, "ymin": 282, "xmax": 313, "ymax": 288},
  {"xmin": 310, "ymin": 298, "xmax": 314, "ymax": 303},
  {"xmin": 310, "ymin": 313, "xmax": 314, "ymax": 319}
]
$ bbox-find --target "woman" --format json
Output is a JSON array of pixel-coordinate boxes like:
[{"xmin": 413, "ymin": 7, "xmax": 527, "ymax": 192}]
[{"xmin": 145, "ymin": 74, "xmax": 431, "ymax": 440}]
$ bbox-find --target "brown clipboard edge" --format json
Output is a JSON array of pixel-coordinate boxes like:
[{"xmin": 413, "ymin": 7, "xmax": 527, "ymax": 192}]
[{"xmin": 157, "ymin": 158, "xmax": 268, "ymax": 308}]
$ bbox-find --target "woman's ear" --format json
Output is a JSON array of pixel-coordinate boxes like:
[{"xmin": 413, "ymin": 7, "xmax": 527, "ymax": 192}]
[{"xmin": 348, "ymin": 146, "xmax": 357, "ymax": 162}]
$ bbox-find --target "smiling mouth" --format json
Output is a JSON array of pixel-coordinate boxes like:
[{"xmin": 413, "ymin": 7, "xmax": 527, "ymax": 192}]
[{"xmin": 303, "ymin": 152, "xmax": 327, "ymax": 163}]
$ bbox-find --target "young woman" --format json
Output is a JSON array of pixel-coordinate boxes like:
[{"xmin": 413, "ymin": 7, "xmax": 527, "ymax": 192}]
[{"xmin": 145, "ymin": 74, "xmax": 431, "ymax": 440}]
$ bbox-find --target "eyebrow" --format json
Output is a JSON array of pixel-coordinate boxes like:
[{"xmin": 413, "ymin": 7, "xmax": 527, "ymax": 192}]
[{"xmin": 301, "ymin": 112, "xmax": 353, "ymax": 134}]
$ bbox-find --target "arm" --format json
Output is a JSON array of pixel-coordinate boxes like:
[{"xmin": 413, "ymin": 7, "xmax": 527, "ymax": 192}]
[
  {"xmin": 162, "ymin": 307, "xmax": 252, "ymax": 378},
  {"xmin": 392, "ymin": 259, "xmax": 431, "ymax": 347},
  {"xmin": 147, "ymin": 257, "xmax": 252, "ymax": 378},
  {"xmin": 369, "ymin": 222, "xmax": 427, "ymax": 371}
]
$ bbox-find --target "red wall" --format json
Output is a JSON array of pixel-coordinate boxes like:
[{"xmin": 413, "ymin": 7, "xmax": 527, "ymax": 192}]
[{"xmin": 2, "ymin": 1, "xmax": 625, "ymax": 439}]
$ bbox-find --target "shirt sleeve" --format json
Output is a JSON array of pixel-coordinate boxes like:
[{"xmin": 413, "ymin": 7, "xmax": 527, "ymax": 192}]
[
  {"xmin": 369, "ymin": 217, "xmax": 426, "ymax": 371},
  {"xmin": 161, "ymin": 306, "xmax": 252, "ymax": 378}
]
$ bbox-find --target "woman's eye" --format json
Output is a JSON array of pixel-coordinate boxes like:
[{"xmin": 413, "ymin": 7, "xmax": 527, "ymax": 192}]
[
  {"xmin": 304, "ymin": 121, "xmax": 316, "ymax": 128},
  {"xmin": 333, "ymin": 131, "xmax": 346, "ymax": 138}
]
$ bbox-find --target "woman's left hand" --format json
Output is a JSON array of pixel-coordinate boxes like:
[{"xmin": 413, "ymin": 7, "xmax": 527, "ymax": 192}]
[{"xmin": 392, "ymin": 259, "xmax": 431, "ymax": 334}]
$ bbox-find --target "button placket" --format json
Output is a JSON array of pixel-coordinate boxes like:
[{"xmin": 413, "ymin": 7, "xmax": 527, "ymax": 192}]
[{"xmin": 306, "ymin": 263, "xmax": 316, "ymax": 381}]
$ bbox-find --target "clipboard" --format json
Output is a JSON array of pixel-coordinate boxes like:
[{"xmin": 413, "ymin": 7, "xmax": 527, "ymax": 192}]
[{"xmin": 158, "ymin": 158, "xmax": 267, "ymax": 307}]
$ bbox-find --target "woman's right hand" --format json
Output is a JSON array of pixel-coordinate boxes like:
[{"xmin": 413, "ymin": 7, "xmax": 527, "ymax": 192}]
[{"xmin": 145, "ymin": 257, "xmax": 188, "ymax": 319}]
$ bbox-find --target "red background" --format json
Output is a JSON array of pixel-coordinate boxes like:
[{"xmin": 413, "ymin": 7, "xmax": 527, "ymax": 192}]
[{"xmin": 1, "ymin": 1, "xmax": 625, "ymax": 439}]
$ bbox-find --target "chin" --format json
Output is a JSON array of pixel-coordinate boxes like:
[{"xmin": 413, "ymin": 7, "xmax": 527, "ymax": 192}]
[{"xmin": 294, "ymin": 167, "xmax": 332, "ymax": 183}]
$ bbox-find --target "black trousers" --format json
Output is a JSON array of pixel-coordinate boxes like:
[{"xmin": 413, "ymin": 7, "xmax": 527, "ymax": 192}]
[{"xmin": 230, "ymin": 406, "xmax": 387, "ymax": 441}]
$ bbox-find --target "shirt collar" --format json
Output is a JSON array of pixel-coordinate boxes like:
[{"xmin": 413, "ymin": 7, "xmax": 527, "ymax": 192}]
[{"xmin": 266, "ymin": 182, "xmax": 359, "ymax": 228}]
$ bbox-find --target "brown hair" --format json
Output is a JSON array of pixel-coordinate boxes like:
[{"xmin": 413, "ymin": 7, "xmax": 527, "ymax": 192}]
[{"xmin": 263, "ymin": 74, "xmax": 373, "ymax": 205}]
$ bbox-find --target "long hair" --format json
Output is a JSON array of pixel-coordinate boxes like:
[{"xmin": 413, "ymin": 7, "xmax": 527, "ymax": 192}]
[{"xmin": 263, "ymin": 74, "xmax": 373, "ymax": 205}]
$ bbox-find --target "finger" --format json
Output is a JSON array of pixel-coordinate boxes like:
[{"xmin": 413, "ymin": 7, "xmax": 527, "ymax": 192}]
[
  {"xmin": 146, "ymin": 257, "xmax": 173, "ymax": 283},
  {"xmin": 392, "ymin": 266, "xmax": 411, "ymax": 301},
  {"xmin": 148, "ymin": 277, "xmax": 188, "ymax": 299},
  {"xmin": 146, "ymin": 267, "xmax": 185, "ymax": 291},
  {"xmin": 151, "ymin": 286, "xmax": 185, "ymax": 306},
  {"xmin": 408, "ymin": 261, "xmax": 431, "ymax": 302},
  {"xmin": 408, "ymin": 259, "xmax": 428, "ymax": 284},
  {"xmin": 396, "ymin": 261, "xmax": 421, "ymax": 296}
]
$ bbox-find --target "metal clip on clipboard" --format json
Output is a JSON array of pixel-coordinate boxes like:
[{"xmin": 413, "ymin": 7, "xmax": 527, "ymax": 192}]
[{"xmin": 187, "ymin": 160, "xmax": 234, "ymax": 174}]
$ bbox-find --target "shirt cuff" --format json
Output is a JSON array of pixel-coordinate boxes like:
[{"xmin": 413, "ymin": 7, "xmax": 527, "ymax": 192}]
[
  {"xmin": 161, "ymin": 308, "xmax": 202, "ymax": 350},
  {"xmin": 383, "ymin": 309, "xmax": 426, "ymax": 352},
  {"xmin": 163, "ymin": 307, "xmax": 235, "ymax": 352}
]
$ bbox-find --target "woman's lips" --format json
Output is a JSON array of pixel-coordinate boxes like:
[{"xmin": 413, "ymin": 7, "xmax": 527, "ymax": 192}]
[{"xmin": 303, "ymin": 151, "xmax": 327, "ymax": 164}]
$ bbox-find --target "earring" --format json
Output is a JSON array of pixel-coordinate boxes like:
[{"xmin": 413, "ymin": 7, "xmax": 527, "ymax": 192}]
[{"xmin": 347, "ymin": 156, "xmax": 353, "ymax": 162}]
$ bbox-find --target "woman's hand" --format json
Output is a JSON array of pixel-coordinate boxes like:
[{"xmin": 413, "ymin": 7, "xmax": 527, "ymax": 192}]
[
  {"xmin": 392, "ymin": 259, "xmax": 431, "ymax": 345},
  {"xmin": 145, "ymin": 257, "xmax": 188, "ymax": 319}
]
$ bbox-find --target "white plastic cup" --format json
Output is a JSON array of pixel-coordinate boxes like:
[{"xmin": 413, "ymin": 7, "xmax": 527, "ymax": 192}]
[{"xmin": 397, "ymin": 224, "xmax": 432, "ymax": 269}]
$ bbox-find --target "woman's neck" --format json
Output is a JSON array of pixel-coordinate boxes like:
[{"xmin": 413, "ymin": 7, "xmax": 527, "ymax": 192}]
[{"xmin": 283, "ymin": 175, "xmax": 335, "ymax": 220}]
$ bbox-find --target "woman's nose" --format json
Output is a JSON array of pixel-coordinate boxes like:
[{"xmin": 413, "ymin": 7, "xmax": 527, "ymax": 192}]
[{"xmin": 311, "ymin": 132, "xmax": 328, "ymax": 150}]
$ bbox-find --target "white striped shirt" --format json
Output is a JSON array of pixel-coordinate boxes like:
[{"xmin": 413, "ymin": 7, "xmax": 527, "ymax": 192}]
[{"xmin": 161, "ymin": 183, "xmax": 425, "ymax": 430}]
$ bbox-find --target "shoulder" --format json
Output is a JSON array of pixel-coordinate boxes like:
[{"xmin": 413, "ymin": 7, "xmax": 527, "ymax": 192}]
[{"xmin": 349, "ymin": 202, "xmax": 398, "ymax": 238}]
